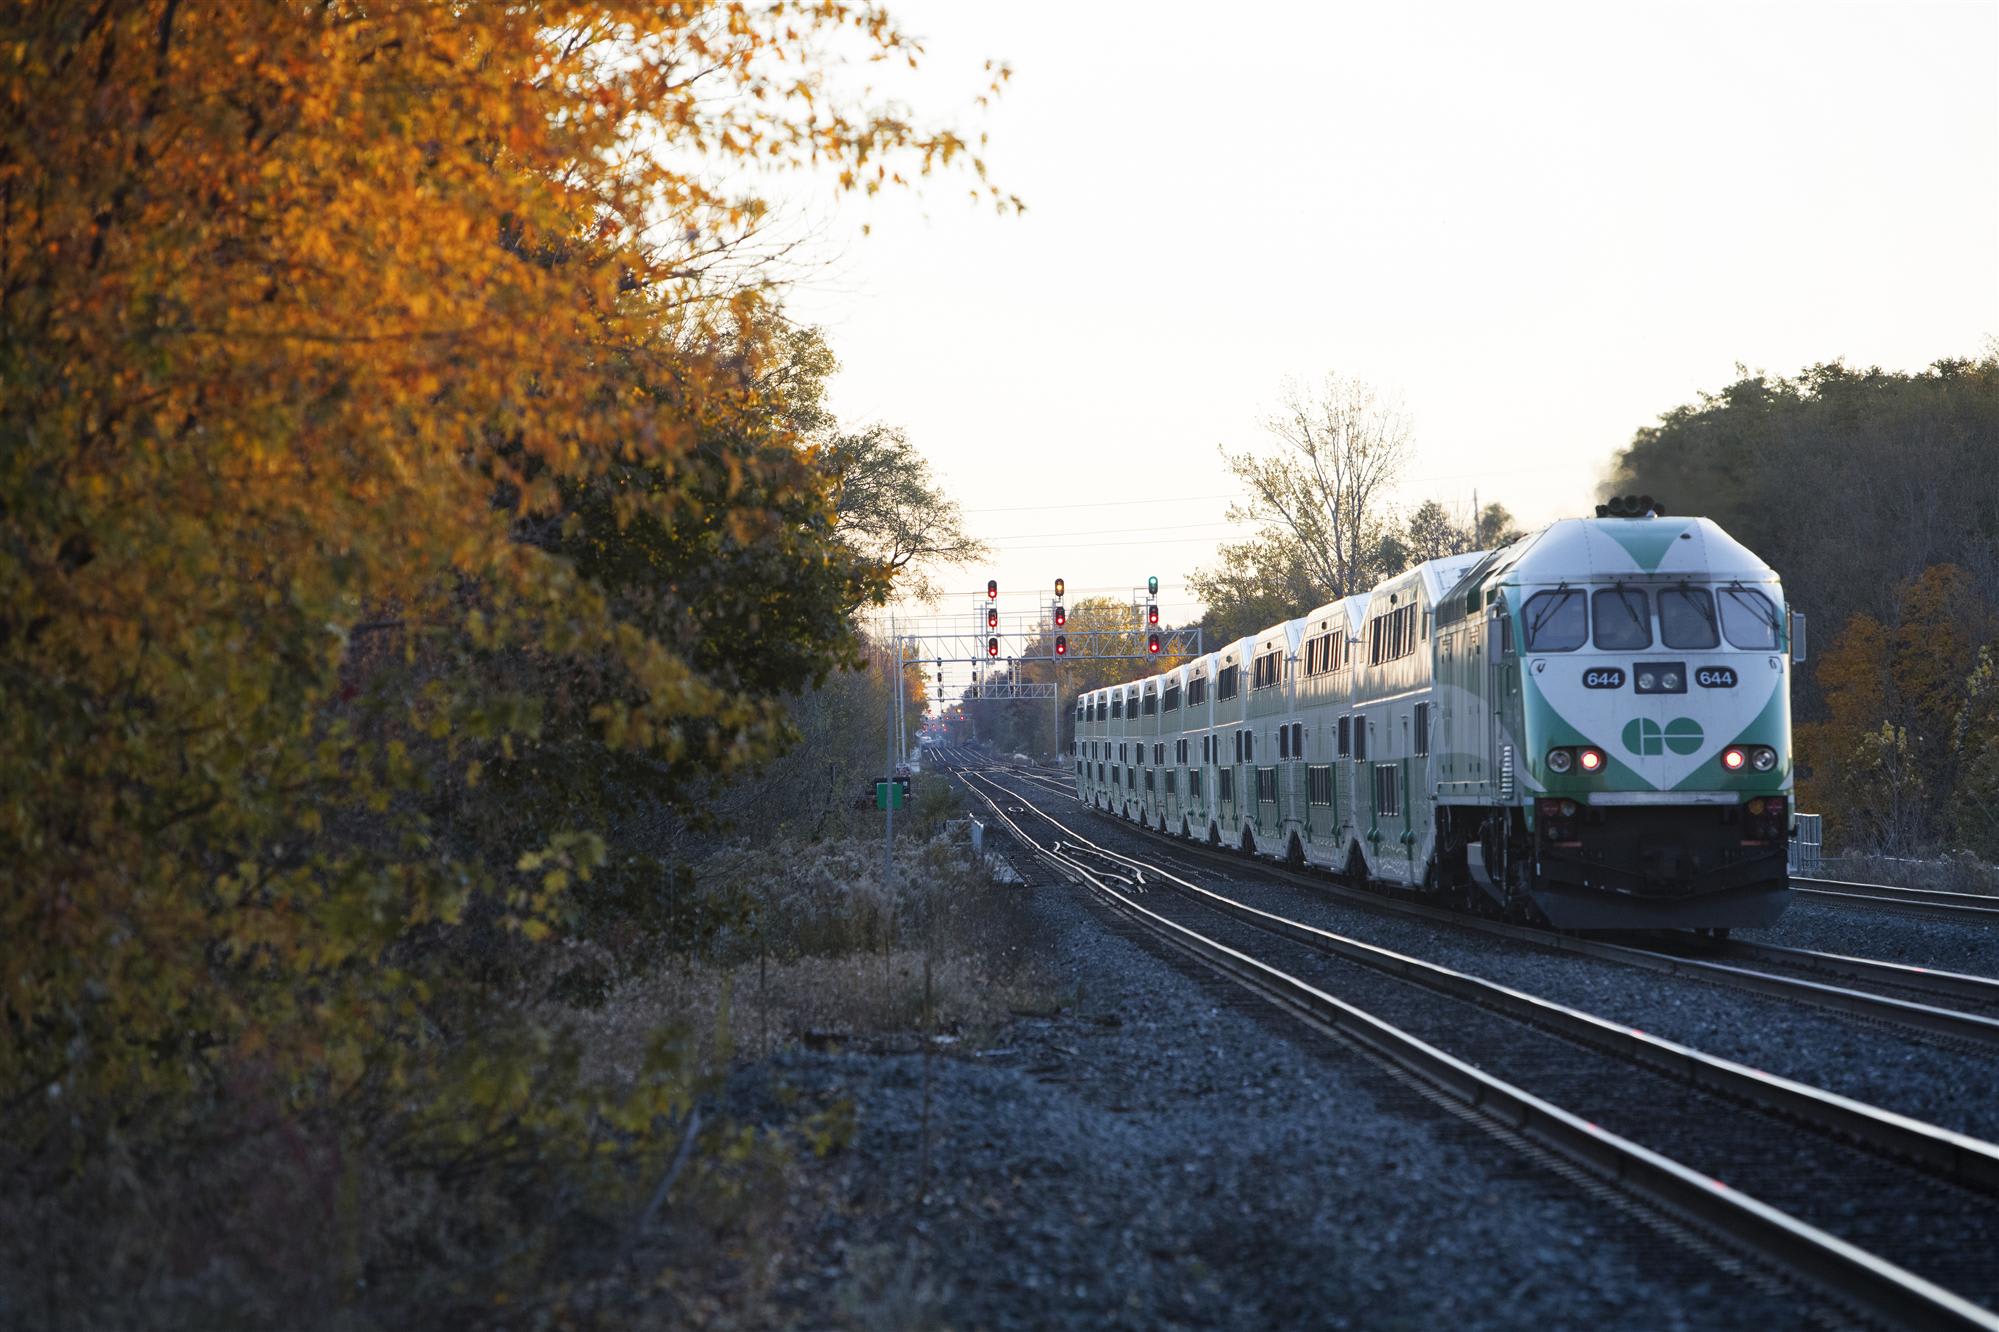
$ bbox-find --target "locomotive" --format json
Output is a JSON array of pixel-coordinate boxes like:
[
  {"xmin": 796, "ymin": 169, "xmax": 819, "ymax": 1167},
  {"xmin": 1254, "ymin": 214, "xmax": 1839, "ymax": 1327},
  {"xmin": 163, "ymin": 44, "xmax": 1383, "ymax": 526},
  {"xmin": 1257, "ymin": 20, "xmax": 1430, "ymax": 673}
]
[{"xmin": 1072, "ymin": 499, "xmax": 1802, "ymax": 931}]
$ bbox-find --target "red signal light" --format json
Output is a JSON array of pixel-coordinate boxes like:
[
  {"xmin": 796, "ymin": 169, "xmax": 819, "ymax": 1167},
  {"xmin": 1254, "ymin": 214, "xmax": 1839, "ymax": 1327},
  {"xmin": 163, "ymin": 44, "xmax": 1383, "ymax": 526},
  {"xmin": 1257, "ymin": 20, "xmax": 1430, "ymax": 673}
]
[
  {"xmin": 1147, "ymin": 602, "xmax": 1159, "ymax": 626},
  {"xmin": 986, "ymin": 579, "xmax": 997, "ymax": 600},
  {"xmin": 987, "ymin": 637, "xmax": 999, "ymax": 657},
  {"xmin": 1055, "ymin": 635, "xmax": 1068, "ymax": 656},
  {"xmin": 1053, "ymin": 604, "xmax": 1066, "ymax": 627},
  {"xmin": 1148, "ymin": 632, "xmax": 1161, "ymax": 654},
  {"xmin": 988, "ymin": 607, "xmax": 998, "ymax": 629}
]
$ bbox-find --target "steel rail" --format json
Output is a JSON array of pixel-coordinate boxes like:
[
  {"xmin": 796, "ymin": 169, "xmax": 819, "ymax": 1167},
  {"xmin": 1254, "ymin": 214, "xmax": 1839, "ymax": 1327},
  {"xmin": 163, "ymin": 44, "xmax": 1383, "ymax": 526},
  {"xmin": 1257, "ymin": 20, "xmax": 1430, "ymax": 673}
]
[
  {"xmin": 1791, "ymin": 877, "xmax": 1999, "ymax": 922},
  {"xmin": 982, "ymin": 765, "xmax": 1999, "ymax": 1046},
  {"xmin": 1705, "ymin": 939, "xmax": 1999, "ymax": 1012},
  {"xmin": 950, "ymin": 765, "xmax": 1999, "ymax": 1332}
]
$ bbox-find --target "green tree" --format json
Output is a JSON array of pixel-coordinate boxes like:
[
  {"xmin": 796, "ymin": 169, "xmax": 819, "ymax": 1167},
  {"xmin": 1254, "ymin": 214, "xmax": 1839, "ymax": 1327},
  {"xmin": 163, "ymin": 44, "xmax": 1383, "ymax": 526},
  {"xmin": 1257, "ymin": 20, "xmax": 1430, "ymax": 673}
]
[
  {"xmin": 1189, "ymin": 530, "xmax": 1326, "ymax": 645},
  {"xmin": 1217, "ymin": 374, "xmax": 1411, "ymax": 601},
  {"xmin": 1950, "ymin": 648, "xmax": 1999, "ymax": 859},
  {"xmin": 827, "ymin": 424, "xmax": 990, "ymax": 603},
  {"xmin": 1390, "ymin": 499, "xmax": 1523, "ymax": 571},
  {"xmin": 1797, "ymin": 565, "xmax": 1996, "ymax": 852},
  {"xmin": 1401, "ymin": 500, "xmax": 1463, "ymax": 564},
  {"xmin": 753, "ymin": 326, "xmax": 989, "ymax": 604}
]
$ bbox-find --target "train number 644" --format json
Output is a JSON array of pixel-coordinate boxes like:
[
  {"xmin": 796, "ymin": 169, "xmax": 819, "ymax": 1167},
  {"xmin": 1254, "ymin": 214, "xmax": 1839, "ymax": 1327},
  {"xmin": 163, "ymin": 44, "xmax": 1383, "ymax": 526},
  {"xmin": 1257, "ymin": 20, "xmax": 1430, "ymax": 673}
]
[{"xmin": 1695, "ymin": 666, "xmax": 1738, "ymax": 688}]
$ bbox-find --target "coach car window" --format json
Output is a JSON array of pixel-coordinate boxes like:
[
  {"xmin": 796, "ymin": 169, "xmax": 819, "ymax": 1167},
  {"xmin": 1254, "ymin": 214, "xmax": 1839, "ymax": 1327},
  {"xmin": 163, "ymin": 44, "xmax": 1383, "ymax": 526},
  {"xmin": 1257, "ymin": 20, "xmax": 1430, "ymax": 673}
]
[
  {"xmin": 1591, "ymin": 586, "xmax": 1651, "ymax": 650},
  {"xmin": 1659, "ymin": 587, "xmax": 1719, "ymax": 650},
  {"xmin": 1720, "ymin": 586, "xmax": 1782, "ymax": 649},
  {"xmin": 1522, "ymin": 589, "xmax": 1586, "ymax": 652}
]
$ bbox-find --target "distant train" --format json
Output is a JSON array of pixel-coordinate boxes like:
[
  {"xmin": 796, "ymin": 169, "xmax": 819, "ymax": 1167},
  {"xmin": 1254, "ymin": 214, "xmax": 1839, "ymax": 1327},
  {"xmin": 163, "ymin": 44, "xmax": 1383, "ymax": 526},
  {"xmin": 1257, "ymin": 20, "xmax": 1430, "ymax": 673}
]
[{"xmin": 1072, "ymin": 499, "xmax": 1802, "ymax": 931}]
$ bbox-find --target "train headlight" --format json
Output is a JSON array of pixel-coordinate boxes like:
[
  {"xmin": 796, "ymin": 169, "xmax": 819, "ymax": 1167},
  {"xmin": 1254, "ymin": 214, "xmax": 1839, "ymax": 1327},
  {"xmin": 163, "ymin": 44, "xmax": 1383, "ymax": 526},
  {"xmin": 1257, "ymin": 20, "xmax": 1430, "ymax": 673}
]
[
  {"xmin": 1722, "ymin": 747, "xmax": 1747, "ymax": 771},
  {"xmin": 1637, "ymin": 670, "xmax": 1656, "ymax": 690},
  {"xmin": 1546, "ymin": 748, "xmax": 1573, "ymax": 774},
  {"xmin": 1661, "ymin": 670, "xmax": 1681, "ymax": 691},
  {"xmin": 1578, "ymin": 747, "xmax": 1605, "ymax": 773},
  {"xmin": 1751, "ymin": 746, "xmax": 1778, "ymax": 772}
]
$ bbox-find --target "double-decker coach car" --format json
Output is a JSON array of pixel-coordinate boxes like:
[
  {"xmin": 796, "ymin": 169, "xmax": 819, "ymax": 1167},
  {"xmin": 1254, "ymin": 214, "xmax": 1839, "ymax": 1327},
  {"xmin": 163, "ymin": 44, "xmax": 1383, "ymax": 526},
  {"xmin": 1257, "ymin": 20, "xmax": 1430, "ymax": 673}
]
[{"xmin": 1072, "ymin": 498, "xmax": 1803, "ymax": 932}]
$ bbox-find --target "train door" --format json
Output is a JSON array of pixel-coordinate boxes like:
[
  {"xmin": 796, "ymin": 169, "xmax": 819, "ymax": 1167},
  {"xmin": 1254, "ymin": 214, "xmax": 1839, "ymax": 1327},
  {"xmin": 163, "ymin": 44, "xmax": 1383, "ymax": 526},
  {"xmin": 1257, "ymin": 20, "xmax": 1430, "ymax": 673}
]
[
  {"xmin": 1466, "ymin": 622, "xmax": 1488, "ymax": 798},
  {"xmin": 1473, "ymin": 605, "xmax": 1518, "ymax": 897},
  {"xmin": 1487, "ymin": 606, "xmax": 1514, "ymax": 804},
  {"xmin": 1349, "ymin": 713, "xmax": 1370, "ymax": 870},
  {"xmin": 1284, "ymin": 737, "xmax": 1302, "ymax": 845}
]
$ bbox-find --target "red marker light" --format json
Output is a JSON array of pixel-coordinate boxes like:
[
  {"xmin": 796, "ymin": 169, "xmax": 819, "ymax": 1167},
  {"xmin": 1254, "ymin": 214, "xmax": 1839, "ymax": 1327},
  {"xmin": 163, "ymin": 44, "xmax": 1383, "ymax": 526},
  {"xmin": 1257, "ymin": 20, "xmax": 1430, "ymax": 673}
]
[
  {"xmin": 1578, "ymin": 748, "xmax": 1604, "ymax": 773},
  {"xmin": 1722, "ymin": 747, "xmax": 1747, "ymax": 771}
]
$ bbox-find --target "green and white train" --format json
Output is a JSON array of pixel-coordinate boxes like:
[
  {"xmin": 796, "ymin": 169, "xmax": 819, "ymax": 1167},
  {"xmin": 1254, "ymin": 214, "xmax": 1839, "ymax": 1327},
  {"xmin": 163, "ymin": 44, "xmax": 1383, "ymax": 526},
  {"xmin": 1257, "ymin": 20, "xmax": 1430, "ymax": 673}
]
[{"xmin": 1073, "ymin": 499, "xmax": 1803, "ymax": 930}]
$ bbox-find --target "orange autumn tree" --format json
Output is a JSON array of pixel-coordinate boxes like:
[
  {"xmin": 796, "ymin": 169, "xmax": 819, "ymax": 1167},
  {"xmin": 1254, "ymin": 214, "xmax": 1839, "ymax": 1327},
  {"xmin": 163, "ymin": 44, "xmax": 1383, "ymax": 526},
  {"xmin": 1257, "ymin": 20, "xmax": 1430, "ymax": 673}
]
[
  {"xmin": 1797, "ymin": 565, "xmax": 1996, "ymax": 852},
  {"xmin": 0, "ymin": 0, "xmax": 1008, "ymax": 1290}
]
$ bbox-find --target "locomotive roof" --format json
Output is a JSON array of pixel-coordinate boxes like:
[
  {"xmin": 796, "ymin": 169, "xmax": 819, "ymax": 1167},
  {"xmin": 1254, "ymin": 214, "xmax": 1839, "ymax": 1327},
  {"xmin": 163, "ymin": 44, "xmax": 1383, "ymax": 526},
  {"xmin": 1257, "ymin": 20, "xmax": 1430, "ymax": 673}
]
[
  {"xmin": 1415, "ymin": 552, "xmax": 1491, "ymax": 602},
  {"xmin": 1496, "ymin": 515, "xmax": 1773, "ymax": 585}
]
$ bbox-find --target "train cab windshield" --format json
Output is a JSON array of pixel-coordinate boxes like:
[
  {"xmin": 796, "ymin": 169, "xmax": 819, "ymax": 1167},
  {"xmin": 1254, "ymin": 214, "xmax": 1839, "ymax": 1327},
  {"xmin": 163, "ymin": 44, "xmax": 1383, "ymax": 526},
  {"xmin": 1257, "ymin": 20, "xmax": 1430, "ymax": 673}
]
[
  {"xmin": 1591, "ymin": 587, "xmax": 1650, "ymax": 649},
  {"xmin": 1658, "ymin": 587, "xmax": 1718, "ymax": 649},
  {"xmin": 1720, "ymin": 586, "xmax": 1781, "ymax": 648},
  {"xmin": 1523, "ymin": 589, "xmax": 1586, "ymax": 651},
  {"xmin": 1522, "ymin": 583, "xmax": 1782, "ymax": 653}
]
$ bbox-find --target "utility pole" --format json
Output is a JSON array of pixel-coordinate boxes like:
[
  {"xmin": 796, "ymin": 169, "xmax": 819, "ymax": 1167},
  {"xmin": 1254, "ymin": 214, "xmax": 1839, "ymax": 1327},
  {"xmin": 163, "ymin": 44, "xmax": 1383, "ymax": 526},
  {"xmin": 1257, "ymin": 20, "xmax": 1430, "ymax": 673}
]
[
  {"xmin": 883, "ymin": 622, "xmax": 895, "ymax": 885},
  {"xmin": 899, "ymin": 639, "xmax": 909, "ymax": 761},
  {"xmin": 1049, "ymin": 660, "xmax": 1059, "ymax": 763}
]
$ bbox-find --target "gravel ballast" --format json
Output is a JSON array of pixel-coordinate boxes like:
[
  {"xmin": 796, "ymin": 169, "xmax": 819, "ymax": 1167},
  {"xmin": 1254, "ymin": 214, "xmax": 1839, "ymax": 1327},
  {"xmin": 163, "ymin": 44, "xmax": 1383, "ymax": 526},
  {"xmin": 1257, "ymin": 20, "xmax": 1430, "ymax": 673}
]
[{"xmin": 731, "ymin": 878, "xmax": 1821, "ymax": 1331}]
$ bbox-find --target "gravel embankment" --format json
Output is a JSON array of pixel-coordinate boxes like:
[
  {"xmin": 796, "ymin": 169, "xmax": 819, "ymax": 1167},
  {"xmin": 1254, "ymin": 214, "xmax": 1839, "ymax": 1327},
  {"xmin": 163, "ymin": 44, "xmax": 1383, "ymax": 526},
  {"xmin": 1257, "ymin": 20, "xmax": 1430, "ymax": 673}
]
[
  {"xmin": 1754, "ymin": 896, "xmax": 1998, "ymax": 974},
  {"xmin": 729, "ymin": 878, "xmax": 1820, "ymax": 1331},
  {"xmin": 1043, "ymin": 799, "xmax": 1999, "ymax": 1144}
]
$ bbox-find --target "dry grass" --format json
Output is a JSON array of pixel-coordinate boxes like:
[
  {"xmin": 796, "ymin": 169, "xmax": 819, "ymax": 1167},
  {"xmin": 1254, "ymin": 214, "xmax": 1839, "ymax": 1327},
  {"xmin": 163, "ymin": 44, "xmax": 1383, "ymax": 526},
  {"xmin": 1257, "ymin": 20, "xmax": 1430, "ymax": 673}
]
[{"xmin": 555, "ymin": 829, "xmax": 1059, "ymax": 1088}]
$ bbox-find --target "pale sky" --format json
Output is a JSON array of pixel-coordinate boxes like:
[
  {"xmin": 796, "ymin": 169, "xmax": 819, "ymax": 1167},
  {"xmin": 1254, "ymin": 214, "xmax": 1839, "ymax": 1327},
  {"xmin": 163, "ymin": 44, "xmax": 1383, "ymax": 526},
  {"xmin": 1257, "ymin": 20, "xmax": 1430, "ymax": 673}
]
[{"xmin": 775, "ymin": 0, "xmax": 1999, "ymax": 651}]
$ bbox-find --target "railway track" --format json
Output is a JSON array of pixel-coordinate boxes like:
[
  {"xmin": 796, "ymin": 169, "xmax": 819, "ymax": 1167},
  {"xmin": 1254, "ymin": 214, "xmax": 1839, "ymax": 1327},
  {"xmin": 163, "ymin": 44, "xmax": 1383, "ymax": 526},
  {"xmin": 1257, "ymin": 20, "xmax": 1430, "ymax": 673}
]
[
  {"xmin": 1792, "ymin": 877, "xmax": 1999, "ymax": 923},
  {"xmin": 947, "ymin": 748, "xmax": 1999, "ymax": 1042},
  {"xmin": 942, "ymin": 754, "xmax": 1999, "ymax": 1330}
]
